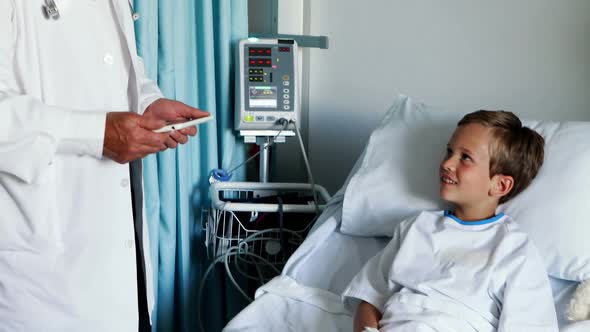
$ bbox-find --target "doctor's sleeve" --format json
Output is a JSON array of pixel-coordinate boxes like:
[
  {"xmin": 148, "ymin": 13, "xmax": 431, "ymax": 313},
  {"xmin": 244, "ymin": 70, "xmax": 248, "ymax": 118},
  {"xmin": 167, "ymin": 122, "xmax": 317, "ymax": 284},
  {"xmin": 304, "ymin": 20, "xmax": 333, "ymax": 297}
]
[
  {"xmin": 0, "ymin": 1, "xmax": 106, "ymax": 184},
  {"xmin": 342, "ymin": 226, "xmax": 404, "ymax": 313},
  {"xmin": 497, "ymin": 239, "xmax": 559, "ymax": 332},
  {"xmin": 130, "ymin": 53, "xmax": 163, "ymax": 114}
]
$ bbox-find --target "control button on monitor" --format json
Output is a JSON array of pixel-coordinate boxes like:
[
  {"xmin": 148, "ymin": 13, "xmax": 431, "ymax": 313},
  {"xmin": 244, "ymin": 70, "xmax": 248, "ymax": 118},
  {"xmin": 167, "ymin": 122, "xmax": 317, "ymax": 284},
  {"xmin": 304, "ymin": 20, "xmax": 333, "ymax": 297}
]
[
  {"xmin": 283, "ymin": 94, "xmax": 289, "ymax": 99},
  {"xmin": 266, "ymin": 116, "xmax": 276, "ymax": 122},
  {"xmin": 283, "ymin": 105, "xmax": 291, "ymax": 110},
  {"xmin": 244, "ymin": 115, "xmax": 254, "ymax": 122},
  {"xmin": 283, "ymin": 100, "xmax": 290, "ymax": 105},
  {"xmin": 282, "ymin": 75, "xmax": 289, "ymax": 81},
  {"xmin": 255, "ymin": 115, "xmax": 265, "ymax": 121},
  {"xmin": 283, "ymin": 88, "xmax": 290, "ymax": 93},
  {"xmin": 283, "ymin": 81, "xmax": 290, "ymax": 86}
]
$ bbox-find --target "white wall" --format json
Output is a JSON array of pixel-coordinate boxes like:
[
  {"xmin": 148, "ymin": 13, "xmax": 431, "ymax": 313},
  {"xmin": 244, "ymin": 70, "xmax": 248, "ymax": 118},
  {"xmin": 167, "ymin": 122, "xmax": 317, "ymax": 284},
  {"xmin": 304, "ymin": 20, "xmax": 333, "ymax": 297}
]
[
  {"xmin": 270, "ymin": 0, "xmax": 310, "ymax": 184},
  {"xmin": 248, "ymin": 0, "xmax": 276, "ymax": 34},
  {"xmin": 280, "ymin": 0, "xmax": 590, "ymax": 193}
]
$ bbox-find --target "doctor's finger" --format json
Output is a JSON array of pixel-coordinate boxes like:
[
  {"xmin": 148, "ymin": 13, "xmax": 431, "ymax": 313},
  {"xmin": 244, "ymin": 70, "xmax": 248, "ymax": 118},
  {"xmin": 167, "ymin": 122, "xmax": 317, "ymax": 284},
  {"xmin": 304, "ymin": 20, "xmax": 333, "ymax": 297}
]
[
  {"xmin": 136, "ymin": 140, "xmax": 168, "ymax": 156},
  {"xmin": 136, "ymin": 130, "xmax": 170, "ymax": 150},
  {"xmin": 164, "ymin": 136, "xmax": 178, "ymax": 149},
  {"xmin": 179, "ymin": 126, "xmax": 197, "ymax": 136},
  {"xmin": 138, "ymin": 115, "xmax": 167, "ymax": 131},
  {"xmin": 170, "ymin": 130, "xmax": 189, "ymax": 144},
  {"xmin": 177, "ymin": 104, "xmax": 209, "ymax": 120}
]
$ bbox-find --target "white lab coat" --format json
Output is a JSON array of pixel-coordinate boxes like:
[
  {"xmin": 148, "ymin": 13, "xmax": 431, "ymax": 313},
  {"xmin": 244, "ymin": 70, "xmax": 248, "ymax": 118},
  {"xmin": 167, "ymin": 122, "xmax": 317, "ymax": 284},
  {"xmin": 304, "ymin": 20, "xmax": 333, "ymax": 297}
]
[{"xmin": 0, "ymin": 0, "xmax": 162, "ymax": 330}]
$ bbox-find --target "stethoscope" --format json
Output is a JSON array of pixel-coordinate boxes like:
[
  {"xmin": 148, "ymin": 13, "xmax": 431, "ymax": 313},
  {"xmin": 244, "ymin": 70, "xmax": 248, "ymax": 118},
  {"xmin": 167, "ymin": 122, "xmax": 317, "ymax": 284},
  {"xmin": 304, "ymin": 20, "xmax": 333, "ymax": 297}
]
[
  {"xmin": 42, "ymin": 0, "xmax": 139, "ymax": 21},
  {"xmin": 43, "ymin": 0, "xmax": 60, "ymax": 20}
]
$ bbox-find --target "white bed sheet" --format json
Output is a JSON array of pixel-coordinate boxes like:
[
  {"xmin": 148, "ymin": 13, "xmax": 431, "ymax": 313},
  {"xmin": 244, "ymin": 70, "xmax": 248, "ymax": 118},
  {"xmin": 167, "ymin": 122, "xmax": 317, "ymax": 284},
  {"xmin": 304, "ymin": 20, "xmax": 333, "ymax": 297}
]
[{"xmin": 224, "ymin": 193, "xmax": 590, "ymax": 331}]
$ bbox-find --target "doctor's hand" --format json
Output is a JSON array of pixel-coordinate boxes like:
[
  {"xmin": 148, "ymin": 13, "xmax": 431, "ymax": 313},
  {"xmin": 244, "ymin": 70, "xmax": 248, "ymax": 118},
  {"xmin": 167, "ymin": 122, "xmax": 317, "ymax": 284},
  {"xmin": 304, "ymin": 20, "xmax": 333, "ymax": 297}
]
[
  {"xmin": 102, "ymin": 112, "xmax": 170, "ymax": 164},
  {"xmin": 143, "ymin": 98, "xmax": 210, "ymax": 149}
]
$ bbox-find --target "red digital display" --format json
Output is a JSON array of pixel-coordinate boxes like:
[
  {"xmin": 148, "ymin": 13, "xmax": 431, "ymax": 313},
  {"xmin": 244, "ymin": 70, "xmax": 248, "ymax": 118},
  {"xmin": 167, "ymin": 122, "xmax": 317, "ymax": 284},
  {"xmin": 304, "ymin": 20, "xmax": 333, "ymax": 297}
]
[
  {"xmin": 249, "ymin": 58, "xmax": 272, "ymax": 67},
  {"xmin": 249, "ymin": 47, "xmax": 272, "ymax": 56}
]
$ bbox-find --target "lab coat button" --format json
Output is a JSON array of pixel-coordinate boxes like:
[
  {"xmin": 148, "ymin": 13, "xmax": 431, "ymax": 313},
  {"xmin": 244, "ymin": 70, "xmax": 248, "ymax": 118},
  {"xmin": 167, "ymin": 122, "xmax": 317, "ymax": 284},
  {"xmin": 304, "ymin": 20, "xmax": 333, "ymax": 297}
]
[
  {"xmin": 103, "ymin": 54, "xmax": 114, "ymax": 65},
  {"xmin": 132, "ymin": 13, "xmax": 140, "ymax": 21},
  {"xmin": 125, "ymin": 239, "xmax": 134, "ymax": 249},
  {"xmin": 120, "ymin": 179, "xmax": 129, "ymax": 187}
]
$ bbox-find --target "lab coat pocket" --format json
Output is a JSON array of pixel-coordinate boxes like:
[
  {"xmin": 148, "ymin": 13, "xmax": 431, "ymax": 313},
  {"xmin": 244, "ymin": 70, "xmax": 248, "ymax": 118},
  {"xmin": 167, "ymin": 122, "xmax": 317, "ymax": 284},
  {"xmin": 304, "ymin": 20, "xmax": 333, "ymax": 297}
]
[
  {"xmin": 35, "ymin": 158, "xmax": 56, "ymax": 185},
  {"xmin": 0, "ymin": 139, "xmax": 57, "ymax": 185},
  {"xmin": 0, "ymin": 163, "xmax": 59, "ymax": 251}
]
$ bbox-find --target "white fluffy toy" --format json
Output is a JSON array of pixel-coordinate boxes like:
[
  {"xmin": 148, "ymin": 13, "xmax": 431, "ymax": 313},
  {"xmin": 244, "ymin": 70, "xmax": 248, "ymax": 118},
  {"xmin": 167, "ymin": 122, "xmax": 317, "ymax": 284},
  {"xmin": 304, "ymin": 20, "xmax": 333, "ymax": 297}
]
[{"xmin": 567, "ymin": 279, "xmax": 590, "ymax": 321}]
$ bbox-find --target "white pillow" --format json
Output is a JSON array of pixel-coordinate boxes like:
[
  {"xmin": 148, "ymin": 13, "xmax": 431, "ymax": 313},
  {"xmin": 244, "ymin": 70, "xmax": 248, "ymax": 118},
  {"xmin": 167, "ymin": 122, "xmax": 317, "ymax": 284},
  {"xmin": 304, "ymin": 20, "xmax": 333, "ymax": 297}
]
[
  {"xmin": 341, "ymin": 96, "xmax": 458, "ymax": 235},
  {"xmin": 341, "ymin": 95, "xmax": 590, "ymax": 281}
]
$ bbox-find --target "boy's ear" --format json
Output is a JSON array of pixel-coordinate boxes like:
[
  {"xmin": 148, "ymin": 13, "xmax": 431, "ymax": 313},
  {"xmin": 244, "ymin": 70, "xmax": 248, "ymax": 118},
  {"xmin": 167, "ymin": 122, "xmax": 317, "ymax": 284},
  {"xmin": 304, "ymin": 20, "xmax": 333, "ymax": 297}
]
[{"xmin": 490, "ymin": 174, "xmax": 514, "ymax": 199}]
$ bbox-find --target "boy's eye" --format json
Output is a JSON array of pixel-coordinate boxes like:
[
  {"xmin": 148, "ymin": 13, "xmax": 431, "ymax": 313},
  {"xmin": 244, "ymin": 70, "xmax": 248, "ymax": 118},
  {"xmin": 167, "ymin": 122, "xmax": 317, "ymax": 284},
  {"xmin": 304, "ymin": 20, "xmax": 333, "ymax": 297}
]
[
  {"xmin": 446, "ymin": 147, "xmax": 452, "ymax": 156},
  {"xmin": 461, "ymin": 153, "xmax": 472, "ymax": 161}
]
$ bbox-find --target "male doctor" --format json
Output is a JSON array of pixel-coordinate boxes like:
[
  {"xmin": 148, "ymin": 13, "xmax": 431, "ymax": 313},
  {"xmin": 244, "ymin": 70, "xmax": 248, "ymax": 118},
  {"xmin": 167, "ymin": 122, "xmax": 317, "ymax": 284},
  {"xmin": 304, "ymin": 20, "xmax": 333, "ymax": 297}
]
[{"xmin": 0, "ymin": 1, "xmax": 208, "ymax": 331}]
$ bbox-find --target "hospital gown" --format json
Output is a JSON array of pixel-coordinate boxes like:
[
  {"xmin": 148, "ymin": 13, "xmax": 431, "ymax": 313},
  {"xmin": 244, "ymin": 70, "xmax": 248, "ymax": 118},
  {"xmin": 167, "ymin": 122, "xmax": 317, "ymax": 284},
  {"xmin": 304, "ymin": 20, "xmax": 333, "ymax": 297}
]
[{"xmin": 343, "ymin": 210, "xmax": 558, "ymax": 332}]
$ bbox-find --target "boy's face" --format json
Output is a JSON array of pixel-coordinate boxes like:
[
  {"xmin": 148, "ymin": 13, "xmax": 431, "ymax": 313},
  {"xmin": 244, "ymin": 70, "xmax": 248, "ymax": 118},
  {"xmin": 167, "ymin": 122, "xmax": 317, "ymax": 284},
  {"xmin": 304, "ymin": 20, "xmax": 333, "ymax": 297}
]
[{"xmin": 439, "ymin": 123, "xmax": 496, "ymax": 209}]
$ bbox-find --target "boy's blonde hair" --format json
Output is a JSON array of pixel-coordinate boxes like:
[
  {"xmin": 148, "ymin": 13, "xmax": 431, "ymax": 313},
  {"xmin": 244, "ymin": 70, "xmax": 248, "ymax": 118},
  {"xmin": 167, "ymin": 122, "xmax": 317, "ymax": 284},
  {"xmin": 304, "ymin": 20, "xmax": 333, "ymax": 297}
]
[{"xmin": 458, "ymin": 110, "xmax": 544, "ymax": 203}]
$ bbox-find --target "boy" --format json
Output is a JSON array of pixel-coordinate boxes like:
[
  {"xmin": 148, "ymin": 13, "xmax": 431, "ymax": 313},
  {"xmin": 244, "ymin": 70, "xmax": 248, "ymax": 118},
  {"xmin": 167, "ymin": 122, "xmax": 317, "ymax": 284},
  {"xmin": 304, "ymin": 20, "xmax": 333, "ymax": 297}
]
[{"xmin": 343, "ymin": 111, "xmax": 558, "ymax": 332}]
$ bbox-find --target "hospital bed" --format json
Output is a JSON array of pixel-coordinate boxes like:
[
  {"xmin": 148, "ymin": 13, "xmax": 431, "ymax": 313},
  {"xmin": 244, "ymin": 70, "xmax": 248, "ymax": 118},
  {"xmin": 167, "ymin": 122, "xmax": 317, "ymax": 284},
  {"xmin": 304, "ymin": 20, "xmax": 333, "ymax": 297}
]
[
  {"xmin": 223, "ymin": 96, "xmax": 590, "ymax": 332},
  {"xmin": 224, "ymin": 195, "xmax": 590, "ymax": 332}
]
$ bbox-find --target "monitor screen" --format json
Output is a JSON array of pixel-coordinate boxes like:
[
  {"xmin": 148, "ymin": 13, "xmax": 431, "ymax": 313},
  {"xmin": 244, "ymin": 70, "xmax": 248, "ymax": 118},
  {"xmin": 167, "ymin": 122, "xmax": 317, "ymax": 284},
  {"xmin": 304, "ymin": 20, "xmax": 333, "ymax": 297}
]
[{"xmin": 249, "ymin": 86, "xmax": 277, "ymax": 109}]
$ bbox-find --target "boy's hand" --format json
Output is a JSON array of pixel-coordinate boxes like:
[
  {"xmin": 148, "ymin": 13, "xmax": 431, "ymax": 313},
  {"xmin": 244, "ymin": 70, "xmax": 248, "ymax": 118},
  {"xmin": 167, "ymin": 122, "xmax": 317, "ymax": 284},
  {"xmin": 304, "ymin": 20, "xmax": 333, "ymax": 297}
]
[{"xmin": 354, "ymin": 301, "xmax": 382, "ymax": 332}]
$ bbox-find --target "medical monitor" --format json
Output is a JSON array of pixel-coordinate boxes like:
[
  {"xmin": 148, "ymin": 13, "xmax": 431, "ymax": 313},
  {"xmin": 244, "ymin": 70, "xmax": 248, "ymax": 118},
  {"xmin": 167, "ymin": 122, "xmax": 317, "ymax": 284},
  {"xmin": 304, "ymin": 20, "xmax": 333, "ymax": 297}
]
[{"xmin": 235, "ymin": 38, "xmax": 299, "ymax": 135}]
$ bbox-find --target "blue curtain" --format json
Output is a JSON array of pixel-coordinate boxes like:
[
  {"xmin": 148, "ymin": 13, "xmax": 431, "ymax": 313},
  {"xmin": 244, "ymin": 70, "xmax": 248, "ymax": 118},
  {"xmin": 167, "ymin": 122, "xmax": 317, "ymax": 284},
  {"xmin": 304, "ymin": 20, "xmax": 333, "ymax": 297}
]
[{"xmin": 133, "ymin": 1, "xmax": 248, "ymax": 331}]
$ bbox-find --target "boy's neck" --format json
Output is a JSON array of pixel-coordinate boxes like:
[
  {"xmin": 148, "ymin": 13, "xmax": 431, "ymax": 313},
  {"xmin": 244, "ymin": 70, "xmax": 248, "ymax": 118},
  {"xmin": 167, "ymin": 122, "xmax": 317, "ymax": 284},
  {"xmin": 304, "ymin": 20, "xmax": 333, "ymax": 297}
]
[{"xmin": 453, "ymin": 203, "xmax": 498, "ymax": 222}]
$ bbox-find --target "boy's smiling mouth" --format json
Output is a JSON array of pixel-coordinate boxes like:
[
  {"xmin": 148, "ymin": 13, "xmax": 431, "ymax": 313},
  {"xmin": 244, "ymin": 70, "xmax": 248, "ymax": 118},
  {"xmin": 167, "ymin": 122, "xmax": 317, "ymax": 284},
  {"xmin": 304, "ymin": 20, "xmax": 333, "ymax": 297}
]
[{"xmin": 440, "ymin": 174, "xmax": 458, "ymax": 185}]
